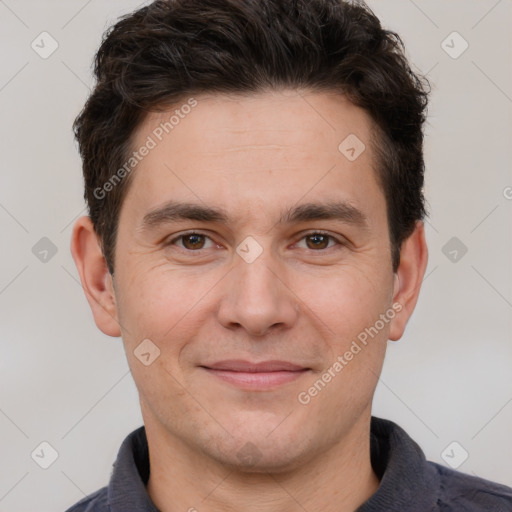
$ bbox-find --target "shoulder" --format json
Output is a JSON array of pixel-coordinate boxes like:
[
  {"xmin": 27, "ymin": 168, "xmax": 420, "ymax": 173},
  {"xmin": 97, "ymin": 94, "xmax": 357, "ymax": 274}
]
[
  {"xmin": 429, "ymin": 461, "xmax": 512, "ymax": 511},
  {"xmin": 64, "ymin": 486, "xmax": 109, "ymax": 512}
]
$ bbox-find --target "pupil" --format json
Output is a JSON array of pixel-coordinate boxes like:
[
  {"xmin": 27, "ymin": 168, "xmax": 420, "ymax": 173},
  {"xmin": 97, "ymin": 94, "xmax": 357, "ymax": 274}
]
[
  {"xmin": 185, "ymin": 234, "xmax": 204, "ymax": 249},
  {"xmin": 308, "ymin": 234, "xmax": 328, "ymax": 249}
]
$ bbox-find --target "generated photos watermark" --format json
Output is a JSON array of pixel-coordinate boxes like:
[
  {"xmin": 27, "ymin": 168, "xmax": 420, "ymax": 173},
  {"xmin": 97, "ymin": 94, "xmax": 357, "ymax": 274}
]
[
  {"xmin": 297, "ymin": 302, "xmax": 403, "ymax": 405},
  {"xmin": 93, "ymin": 97, "xmax": 198, "ymax": 200}
]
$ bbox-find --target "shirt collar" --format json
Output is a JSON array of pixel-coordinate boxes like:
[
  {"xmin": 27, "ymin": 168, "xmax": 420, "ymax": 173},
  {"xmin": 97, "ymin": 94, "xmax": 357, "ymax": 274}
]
[
  {"xmin": 107, "ymin": 426, "xmax": 158, "ymax": 511},
  {"xmin": 356, "ymin": 417, "xmax": 440, "ymax": 511}
]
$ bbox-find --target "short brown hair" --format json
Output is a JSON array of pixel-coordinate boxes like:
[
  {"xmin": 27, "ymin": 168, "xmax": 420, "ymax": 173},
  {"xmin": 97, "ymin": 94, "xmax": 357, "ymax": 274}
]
[{"xmin": 73, "ymin": 0, "xmax": 429, "ymax": 273}]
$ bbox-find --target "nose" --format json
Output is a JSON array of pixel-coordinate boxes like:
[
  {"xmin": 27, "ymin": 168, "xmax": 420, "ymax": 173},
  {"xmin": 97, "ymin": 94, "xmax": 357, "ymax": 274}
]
[{"xmin": 216, "ymin": 249, "xmax": 299, "ymax": 337}]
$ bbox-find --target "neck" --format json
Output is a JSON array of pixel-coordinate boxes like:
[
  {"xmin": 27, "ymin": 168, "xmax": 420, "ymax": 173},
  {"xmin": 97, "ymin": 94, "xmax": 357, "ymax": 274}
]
[{"xmin": 145, "ymin": 412, "xmax": 380, "ymax": 512}]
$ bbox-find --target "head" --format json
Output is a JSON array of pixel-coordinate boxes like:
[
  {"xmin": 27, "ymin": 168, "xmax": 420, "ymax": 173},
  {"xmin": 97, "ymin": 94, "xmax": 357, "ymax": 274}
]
[{"xmin": 71, "ymin": 0, "xmax": 429, "ymax": 472}]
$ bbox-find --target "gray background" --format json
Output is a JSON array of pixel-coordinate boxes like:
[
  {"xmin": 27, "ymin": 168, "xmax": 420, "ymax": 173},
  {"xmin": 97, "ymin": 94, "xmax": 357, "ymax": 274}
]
[{"xmin": 0, "ymin": 1, "xmax": 511, "ymax": 510}]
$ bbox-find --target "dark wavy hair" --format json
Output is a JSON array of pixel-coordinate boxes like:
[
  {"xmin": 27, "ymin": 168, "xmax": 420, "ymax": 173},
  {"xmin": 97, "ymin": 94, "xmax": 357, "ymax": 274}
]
[{"xmin": 73, "ymin": 0, "xmax": 429, "ymax": 273}]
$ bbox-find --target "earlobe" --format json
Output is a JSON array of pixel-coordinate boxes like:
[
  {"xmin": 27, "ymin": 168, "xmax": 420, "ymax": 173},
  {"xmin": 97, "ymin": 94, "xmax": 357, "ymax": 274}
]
[
  {"xmin": 388, "ymin": 221, "xmax": 428, "ymax": 341},
  {"xmin": 70, "ymin": 216, "xmax": 122, "ymax": 337}
]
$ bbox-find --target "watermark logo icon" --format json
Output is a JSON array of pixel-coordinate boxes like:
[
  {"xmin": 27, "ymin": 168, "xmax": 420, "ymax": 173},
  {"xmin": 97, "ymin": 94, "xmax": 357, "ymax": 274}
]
[
  {"xmin": 236, "ymin": 442, "xmax": 263, "ymax": 466},
  {"xmin": 441, "ymin": 441, "xmax": 469, "ymax": 469},
  {"xmin": 32, "ymin": 237, "xmax": 58, "ymax": 263},
  {"xmin": 31, "ymin": 31, "xmax": 59, "ymax": 59},
  {"xmin": 338, "ymin": 134, "xmax": 366, "ymax": 162},
  {"xmin": 31, "ymin": 441, "xmax": 59, "ymax": 469},
  {"xmin": 442, "ymin": 236, "xmax": 468, "ymax": 263},
  {"xmin": 236, "ymin": 236, "xmax": 263, "ymax": 264},
  {"xmin": 441, "ymin": 31, "xmax": 469, "ymax": 59},
  {"xmin": 134, "ymin": 338, "xmax": 161, "ymax": 366}
]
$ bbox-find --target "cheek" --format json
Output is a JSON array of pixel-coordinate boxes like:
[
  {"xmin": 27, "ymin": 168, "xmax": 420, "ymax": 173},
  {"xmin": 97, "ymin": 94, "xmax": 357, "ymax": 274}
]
[
  {"xmin": 301, "ymin": 264, "xmax": 391, "ymax": 340},
  {"xmin": 116, "ymin": 266, "xmax": 218, "ymax": 351},
  {"xmin": 296, "ymin": 269, "xmax": 390, "ymax": 419}
]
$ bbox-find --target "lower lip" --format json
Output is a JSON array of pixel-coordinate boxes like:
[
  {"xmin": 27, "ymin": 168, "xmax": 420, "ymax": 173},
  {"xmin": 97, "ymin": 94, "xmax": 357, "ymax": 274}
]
[{"xmin": 203, "ymin": 368, "xmax": 309, "ymax": 389}]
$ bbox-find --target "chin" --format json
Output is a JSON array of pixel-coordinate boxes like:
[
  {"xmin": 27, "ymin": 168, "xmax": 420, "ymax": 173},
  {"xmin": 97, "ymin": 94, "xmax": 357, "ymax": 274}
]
[
  {"xmin": 221, "ymin": 445, "xmax": 311, "ymax": 474},
  {"xmin": 203, "ymin": 424, "xmax": 314, "ymax": 474}
]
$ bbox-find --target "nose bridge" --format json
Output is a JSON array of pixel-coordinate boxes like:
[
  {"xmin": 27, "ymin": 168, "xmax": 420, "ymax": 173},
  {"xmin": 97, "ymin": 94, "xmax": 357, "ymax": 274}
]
[
  {"xmin": 216, "ymin": 242, "xmax": 298, "ymax": 335},
  {"xmin": 237, "ymin": 249, "xmax": 278, "ymax": 298}
]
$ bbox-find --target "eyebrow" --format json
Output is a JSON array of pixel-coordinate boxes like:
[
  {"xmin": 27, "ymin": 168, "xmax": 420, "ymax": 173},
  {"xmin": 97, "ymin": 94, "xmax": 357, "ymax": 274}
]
[
  {"xmin": 281, "ymin": 201, "xmax": 368, "ymax": 228},
  {"xmin": 140, "ymin": 200, "xmax": 369, "ymax": 231},
  {"xmin": 142, "ymin": 202, "xmax": 228, "ymax": 228}
]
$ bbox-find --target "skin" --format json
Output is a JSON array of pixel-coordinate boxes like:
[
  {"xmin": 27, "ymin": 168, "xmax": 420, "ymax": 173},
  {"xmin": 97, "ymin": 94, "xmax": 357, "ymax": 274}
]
[{"xmin": 71, "ymin": 89, "xmax": 428, "ymax": 512}]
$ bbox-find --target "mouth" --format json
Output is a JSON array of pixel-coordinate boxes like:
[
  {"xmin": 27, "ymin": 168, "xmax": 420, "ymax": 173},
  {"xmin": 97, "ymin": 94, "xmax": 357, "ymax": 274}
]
[{"xmin": 199, "ymin": 360, "xmax": 311, "ymax": 390}]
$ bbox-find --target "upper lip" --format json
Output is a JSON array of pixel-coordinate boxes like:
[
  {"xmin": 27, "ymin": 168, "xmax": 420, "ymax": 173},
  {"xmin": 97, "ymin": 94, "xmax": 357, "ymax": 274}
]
[{"xmin": 201, "ymin": 360, "xmax": 308, "ymax": 372}]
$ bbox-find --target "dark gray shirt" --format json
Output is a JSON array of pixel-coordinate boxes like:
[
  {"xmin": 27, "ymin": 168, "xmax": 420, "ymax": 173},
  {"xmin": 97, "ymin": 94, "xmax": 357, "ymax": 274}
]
[{"xmin": 65, "ymin": 416, "xmax": 512, "ymax": 511}]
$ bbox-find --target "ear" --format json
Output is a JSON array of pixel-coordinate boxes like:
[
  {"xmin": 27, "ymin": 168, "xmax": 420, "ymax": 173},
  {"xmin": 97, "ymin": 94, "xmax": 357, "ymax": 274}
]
[
  {"xmin": 70, "ymin": 216, "xmax": 121, "ymax": 337},
  {"xmin": 388, "ymin": 220, "xmax": 428, "ymax": 341}
]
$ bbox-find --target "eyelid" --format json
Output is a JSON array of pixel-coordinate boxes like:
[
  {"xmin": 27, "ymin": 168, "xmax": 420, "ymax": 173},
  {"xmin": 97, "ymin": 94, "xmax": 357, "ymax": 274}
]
[
  {"xmin": 292, "ymin": 230, "xmax": 345, "ymax": 250},
  {"xmin": 166, "ymin": 229, "xmax": 346, "ymax": 252},
  {"xmin": 166, "ymin": 230, "xmax": 218, "ymax": 248}
]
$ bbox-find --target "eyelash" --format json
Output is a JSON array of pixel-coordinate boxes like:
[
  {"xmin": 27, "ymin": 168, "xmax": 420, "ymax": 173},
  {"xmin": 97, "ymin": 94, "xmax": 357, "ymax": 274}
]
[{"xmin": 166, "ymin": 230, "xmax": 345, "ymax": 252}]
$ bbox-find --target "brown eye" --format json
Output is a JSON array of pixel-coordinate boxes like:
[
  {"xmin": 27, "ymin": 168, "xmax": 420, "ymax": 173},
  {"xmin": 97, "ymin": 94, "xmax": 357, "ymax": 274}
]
[
  {"xmin": 305, "ymin": 233, "xmax": 331, "ymax": 250},
  {"xmin": 179, "ymin": 233, "xmax": 206, "ymax": 250}
]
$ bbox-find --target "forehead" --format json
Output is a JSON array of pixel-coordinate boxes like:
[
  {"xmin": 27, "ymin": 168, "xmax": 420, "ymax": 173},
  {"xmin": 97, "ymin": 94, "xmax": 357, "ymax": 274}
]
[
  {"xmin": 121, "ymin": 89, "xmax": 384, "ymax": 225},
  {"xmin": 140, "ymin": 90, "xmax": 372, "ymax": 160}
]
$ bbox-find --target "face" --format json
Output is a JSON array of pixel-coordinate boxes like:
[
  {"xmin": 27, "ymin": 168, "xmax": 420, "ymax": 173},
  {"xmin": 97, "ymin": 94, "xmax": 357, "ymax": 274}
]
[{"xmin": 87, "ymin": 90, "xmax": 415, "ymax": 471}]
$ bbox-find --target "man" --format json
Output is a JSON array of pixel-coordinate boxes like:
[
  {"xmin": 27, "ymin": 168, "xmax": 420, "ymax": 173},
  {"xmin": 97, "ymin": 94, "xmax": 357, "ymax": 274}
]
[{"xmin": 67, "ymin": 0, "xmax": 512, "ymax": 510}]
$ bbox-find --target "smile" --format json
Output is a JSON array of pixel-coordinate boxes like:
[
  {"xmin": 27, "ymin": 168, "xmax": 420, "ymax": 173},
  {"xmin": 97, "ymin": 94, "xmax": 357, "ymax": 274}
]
[{"xmin": 200, "ymin": 360, "xmax": 311, "ymax": 390}]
